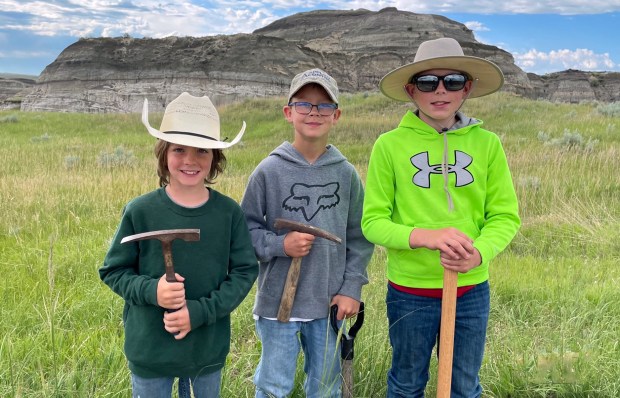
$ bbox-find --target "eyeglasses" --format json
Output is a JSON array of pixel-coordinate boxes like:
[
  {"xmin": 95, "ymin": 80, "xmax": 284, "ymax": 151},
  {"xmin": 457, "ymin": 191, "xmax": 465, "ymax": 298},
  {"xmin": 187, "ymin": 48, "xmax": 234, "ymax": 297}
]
[
  {"xmin": 410, "ymin": 73, "xmax": 468, "ymax": 92},
  {"xmin": 288, "ymin": 102, "xmax": 338, "ymax": 116}
]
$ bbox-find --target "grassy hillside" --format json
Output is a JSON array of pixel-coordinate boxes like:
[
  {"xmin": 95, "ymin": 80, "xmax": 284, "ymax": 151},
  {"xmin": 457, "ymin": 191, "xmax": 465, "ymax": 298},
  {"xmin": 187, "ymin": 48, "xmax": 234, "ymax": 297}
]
[{"xmin": 0, "ymin": 92, "xmax": 619, "ymax": 397}]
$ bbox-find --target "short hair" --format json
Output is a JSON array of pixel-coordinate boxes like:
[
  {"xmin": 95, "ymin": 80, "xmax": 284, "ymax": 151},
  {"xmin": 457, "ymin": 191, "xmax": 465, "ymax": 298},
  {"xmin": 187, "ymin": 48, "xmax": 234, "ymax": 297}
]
[{"xmin": 154, "ymin": 140, "xmax": 226, "ymax": 187}]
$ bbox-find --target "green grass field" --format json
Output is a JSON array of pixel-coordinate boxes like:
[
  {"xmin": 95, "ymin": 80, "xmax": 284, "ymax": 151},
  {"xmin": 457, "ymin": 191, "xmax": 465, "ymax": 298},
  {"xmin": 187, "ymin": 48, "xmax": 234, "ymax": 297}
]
[{"xmin": 1, "ymin": 92, "xmax": 619, "ymax": 397}]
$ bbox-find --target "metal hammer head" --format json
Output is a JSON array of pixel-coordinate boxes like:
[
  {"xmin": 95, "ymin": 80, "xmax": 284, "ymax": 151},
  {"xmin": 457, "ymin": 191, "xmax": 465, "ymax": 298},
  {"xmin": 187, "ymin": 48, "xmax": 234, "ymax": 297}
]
[
  {"xmin": 121, "ymin": 228, "xmax": 200, "ymax": 244},
  {"xmin": 273, "ymin": 218, "xmax": 342, "ymax": 244},
  {"xmin": 121, "ymin": 228, "xmax": 200, "ymax": 283}
]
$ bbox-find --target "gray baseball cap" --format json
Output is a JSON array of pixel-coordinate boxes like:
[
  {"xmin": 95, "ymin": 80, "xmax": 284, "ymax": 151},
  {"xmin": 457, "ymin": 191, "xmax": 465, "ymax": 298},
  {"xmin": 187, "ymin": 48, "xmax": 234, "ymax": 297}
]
[{"xmin": 288, "ymin": 68, "xmax": 339, "ymax": 104}]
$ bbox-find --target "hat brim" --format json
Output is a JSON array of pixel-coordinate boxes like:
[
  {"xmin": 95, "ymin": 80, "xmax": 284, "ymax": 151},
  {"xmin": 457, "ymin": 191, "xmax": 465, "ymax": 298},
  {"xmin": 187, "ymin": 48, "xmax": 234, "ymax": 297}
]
[
  {"xmin": 141, "ymin": 99, "xmax": 245, "ymax": 149},
  {"xmin": 379, "ymin": 56, "xmax": 504, "ymax": 102},
  {"xmin": 289, "ymin": 82, "xmax": 338, "ymax": 104}
]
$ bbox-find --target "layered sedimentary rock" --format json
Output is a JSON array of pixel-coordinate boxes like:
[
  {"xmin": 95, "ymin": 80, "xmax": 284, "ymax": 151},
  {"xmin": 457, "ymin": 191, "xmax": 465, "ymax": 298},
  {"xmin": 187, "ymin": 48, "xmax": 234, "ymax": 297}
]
[
  {"xmin": 19, "ymin": 8, "xmax": 529, "ymax": 113},
  {"xmin": 0, "ymin": 75, "xmax": 36, "ymax": 110},
  {"xmin": 15, "ymin": 8, "xmax": 620, "ymax": 113},
  {"xmin": 529, "ymin": 69, "xmax": 620, "ymax": 103}
]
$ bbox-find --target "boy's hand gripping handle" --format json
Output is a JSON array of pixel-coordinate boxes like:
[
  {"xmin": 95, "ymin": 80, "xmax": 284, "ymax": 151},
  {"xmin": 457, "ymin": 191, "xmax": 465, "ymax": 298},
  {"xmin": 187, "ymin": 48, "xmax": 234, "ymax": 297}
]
[{"xmin": 273, "ymin": 218, "xmax": 341, "ymax": 322}]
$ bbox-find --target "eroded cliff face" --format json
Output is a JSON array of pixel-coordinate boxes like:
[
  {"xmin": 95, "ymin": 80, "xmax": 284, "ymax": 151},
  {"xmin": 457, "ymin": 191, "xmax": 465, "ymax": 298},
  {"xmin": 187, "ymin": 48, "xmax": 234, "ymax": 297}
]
[
  {"xmin": 529, "ymin": 70, "xmax": 620, "ymax": 103},
  {"xmin": 19, "ymin": 8, "xmax": 529, "ymax": 113},
  {"xmin": 22, "ymin": 34, "xmax": 300, "ymax": 113},
  {"xmin": 15, "ymin": 8, "xmax": 620, "ymax": 113},
  {"xmin": 0, "ymin": 75, "xmax": 36, "ymax": 110}
]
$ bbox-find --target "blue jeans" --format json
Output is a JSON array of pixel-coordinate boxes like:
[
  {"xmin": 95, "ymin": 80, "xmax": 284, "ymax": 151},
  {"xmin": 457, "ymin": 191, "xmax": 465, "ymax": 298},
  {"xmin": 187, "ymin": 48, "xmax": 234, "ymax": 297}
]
[
  {"xmin": 131, "ymin": 369, "xmax": 222, "ymax": 398},
  {"xmin": 254, "ymin": 317, "xmax": 341, "ymax": 398},
  {"xmin": 386, "ymin": 281, "xmax": 490, "ymax": 398}
]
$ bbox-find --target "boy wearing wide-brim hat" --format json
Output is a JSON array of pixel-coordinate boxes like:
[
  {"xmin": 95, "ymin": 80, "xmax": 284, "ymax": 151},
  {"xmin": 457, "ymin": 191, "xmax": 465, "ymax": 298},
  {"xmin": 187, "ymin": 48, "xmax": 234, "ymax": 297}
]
[
  {"xmin": 100, "ymin": 92, "xmax": 258, "ymax": 398},
  {"xmin": 361, "ymin": 38, "xmax": 521, "ymax": 396}
]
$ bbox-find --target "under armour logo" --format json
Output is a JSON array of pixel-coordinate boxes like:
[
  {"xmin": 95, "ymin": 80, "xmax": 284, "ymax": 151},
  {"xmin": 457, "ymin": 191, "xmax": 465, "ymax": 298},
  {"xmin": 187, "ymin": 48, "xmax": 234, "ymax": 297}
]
[
  {"xmin": 282, "ymin": 182, "xmax": 340, "ymax": 221},
  {"xmin": 410, "ymin": 151, "xmax": 473, "ymax": 188}
]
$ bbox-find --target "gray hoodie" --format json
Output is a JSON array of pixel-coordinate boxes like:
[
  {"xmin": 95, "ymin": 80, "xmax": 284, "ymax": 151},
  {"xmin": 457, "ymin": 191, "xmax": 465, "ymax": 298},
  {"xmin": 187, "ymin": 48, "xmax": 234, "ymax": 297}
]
[{"xmin": 241, "ymin": 142, "xmax": 374, "ymax": 319}]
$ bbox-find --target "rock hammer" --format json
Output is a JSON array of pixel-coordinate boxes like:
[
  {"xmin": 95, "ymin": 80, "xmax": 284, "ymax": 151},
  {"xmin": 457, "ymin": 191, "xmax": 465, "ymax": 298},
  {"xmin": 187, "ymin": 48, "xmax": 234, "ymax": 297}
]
[
  {"xmin": 121, "ymin": 228, "xmax": 200, "ymax": 283},
  {"xmin": 121, "ymin": 229, "xmax": 200, "ymax": 316},
  {"xmin": 273, "ymin": 218, "xmax": 342, "ymax": 322}
]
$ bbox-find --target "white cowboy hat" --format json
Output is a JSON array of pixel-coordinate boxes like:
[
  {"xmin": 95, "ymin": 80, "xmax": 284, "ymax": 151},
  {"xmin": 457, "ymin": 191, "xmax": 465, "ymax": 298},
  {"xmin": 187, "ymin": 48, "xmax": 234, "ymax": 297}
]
[
  {"xmin": 142, "ymin": 92, "xmax": 245, "ymax": 149},
  {"xmin": 379, "ymin": 37, "xmax": 504, "ymax": 102}
]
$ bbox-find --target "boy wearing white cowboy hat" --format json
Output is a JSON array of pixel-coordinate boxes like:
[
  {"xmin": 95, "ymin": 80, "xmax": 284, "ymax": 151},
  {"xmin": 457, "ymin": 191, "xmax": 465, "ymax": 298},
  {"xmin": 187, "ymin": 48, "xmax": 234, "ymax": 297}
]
[
  {"xmin": 100, "ymin": 92, "xmax": 258, "ymax": 398},
  {"xmin": 361, "ymin": 38, "xmax": 520, "ymax": 397}
]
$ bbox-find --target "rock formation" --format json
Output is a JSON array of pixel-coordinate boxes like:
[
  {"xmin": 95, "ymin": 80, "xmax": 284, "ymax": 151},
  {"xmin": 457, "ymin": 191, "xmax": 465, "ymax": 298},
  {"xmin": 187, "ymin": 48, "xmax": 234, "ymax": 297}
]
[
  {"xmin": 10, "ymin": 8, "xmax": 620, "ymax": 113},
  {"xmin": 0, "ymin": 74, "xmax": 36, "ymax": 110},
  {"xmin": 528, "ymin": 69, "xmax": 620, "ymax": 103}
]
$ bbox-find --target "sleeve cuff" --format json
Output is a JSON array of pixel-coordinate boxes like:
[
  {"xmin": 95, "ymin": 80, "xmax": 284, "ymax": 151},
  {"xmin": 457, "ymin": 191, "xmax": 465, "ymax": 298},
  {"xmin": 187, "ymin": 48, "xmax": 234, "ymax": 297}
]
[{"xmin": 186, "ymin": 300, "xmax": 206, "ymax": 329}]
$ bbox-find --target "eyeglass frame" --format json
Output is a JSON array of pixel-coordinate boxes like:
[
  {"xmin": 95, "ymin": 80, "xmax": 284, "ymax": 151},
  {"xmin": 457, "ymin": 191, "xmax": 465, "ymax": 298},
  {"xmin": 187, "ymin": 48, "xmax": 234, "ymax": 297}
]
[
  {"xmin": 288, "ymin": 101, "xmax": 339, "ymax": 116},
  {"xmin": 408, "ymin": 73, "xmax": 470, "ymax": 92}
]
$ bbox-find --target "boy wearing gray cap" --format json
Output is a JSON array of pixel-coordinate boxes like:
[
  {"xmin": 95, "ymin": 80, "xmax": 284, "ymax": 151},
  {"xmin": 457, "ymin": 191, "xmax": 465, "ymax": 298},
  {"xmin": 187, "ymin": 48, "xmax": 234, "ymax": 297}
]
[{"xmin": 241, "ymin": 69, "xmax": 374, "ymax": 398}]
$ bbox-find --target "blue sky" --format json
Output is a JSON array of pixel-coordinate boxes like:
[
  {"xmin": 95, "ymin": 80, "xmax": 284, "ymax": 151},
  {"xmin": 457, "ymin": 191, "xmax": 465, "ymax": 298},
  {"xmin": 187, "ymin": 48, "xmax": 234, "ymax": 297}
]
[{"xmin": 0, "ymin": 1, "xmax": 619, "ymax": 76}]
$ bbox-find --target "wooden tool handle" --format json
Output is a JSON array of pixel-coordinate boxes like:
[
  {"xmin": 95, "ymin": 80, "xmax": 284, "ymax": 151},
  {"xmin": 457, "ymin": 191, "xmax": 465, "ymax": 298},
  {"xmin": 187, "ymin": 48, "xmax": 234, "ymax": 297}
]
[
  {"xmin": 342, "ymin": 360, "xmax": 354, "ymax": 398},
  {"xmin": 161, "ymin": 241, "xmax": 180, "ymax": 333},
  {"xmin": 277, "ymin": 257, "xmax": 302, "ymax": 322},
  {"xmin": 161, "ymin": 241, "xmax": 177, "ymax": 283},
  {"xmin": 437, "ymin": 269, "xmax": 458, "ymax": 398}
]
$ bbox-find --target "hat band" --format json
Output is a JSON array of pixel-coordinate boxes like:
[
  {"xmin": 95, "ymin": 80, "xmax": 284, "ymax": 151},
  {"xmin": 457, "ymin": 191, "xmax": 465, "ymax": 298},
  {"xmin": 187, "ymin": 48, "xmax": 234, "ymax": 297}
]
[{"xmin": 163, "ymin": 130, "xmax": 218, "ymax": 142}]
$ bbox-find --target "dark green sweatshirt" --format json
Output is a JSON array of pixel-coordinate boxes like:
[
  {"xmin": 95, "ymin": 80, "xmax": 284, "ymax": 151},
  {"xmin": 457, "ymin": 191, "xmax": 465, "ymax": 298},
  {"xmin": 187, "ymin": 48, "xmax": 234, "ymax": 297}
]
[{"xmin": 99, "ymin": 187, "xmax": 258, "ymax": 378}]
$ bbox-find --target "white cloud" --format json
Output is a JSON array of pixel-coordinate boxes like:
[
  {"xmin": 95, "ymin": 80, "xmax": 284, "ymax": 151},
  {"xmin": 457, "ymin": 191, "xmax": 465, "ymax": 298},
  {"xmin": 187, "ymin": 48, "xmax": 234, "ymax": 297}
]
[
  {"xmin": 324, "ymin": 0, "xmax": 620, "ymax": 14},
  {"xmin": 3, "ymin": 0, "xmax": 620, "ymax": 40},
  {"xmin": 2, "ymin": 0, "xmax": 620, "ymax": 75},
  {"xmin": 0, "ymin": 0, "xmax": 280, "ymax": 38},
  {"xmin": 514, "ymin": 48, "xmax": 616, "ymax": 74},
  {"xmin": 464, "ymin": 21, "xmax": 489, "ymax": 32}
]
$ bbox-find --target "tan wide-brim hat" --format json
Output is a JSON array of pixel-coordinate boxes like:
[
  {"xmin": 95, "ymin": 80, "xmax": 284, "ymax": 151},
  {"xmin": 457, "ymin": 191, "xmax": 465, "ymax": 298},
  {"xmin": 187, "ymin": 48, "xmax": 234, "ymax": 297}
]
[
  {"xmin": 142, "ymin": 92, "xmax": 245, "ymax": 149},
  {"xmin": 379, "ymin": 37, "xmax": 504, "ymax": 102}
]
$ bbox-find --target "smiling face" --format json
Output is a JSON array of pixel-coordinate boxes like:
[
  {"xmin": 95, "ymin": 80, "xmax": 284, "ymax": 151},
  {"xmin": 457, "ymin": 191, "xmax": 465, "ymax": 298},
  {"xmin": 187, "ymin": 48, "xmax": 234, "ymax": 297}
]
[
  {"xmin": 284, "ymin": 83, "xmax": 341, "ymax": 145},
  {"xmin": 404, "ymin": 68, "xmax": 472, "ymax": 130},
  {"xmin": 155, "ymin": 140, "xmax": 226, "ymax": 188},
  {"xmin": 165, "ymin": 143, "xmax": 214, "ymax": 191}
]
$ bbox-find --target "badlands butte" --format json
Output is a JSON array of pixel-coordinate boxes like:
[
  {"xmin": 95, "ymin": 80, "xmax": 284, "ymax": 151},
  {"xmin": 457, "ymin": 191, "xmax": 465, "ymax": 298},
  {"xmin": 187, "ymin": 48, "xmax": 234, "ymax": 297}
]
[{"xmin": 1, "ymin": 7, "xmax": 619, "ymax": 113}]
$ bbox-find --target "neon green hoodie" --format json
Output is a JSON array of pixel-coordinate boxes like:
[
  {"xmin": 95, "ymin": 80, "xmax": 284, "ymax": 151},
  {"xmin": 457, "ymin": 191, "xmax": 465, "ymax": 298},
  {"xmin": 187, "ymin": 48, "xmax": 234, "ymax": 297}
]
[{"xmin": 362, "ymin": 110, "xmax": 520, "ymax": 288}]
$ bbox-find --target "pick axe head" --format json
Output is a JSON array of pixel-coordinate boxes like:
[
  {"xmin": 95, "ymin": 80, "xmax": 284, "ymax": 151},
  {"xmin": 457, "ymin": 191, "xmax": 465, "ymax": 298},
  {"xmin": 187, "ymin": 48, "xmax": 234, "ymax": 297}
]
[
  {"xmin": 273, "ymin": 218, "xmax": 342, "ymax": 322},
  {"xmin": 120, "ymin": 229, "xmax": 201, "ymax": 245},
  {"xmin": 121, "ymin": 228, "xmax": 200, "ymax": 282},
  {"xmin": 273, "ymin": 218, "xmax": 342, "ymax": 244}
]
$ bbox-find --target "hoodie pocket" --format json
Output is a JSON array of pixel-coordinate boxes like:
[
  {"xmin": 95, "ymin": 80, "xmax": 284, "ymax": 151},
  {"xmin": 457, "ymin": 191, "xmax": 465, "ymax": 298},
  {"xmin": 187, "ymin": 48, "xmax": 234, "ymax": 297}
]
[{"xmin": 259, "ymin": 257, "xmax": 292, "ymax": 299}]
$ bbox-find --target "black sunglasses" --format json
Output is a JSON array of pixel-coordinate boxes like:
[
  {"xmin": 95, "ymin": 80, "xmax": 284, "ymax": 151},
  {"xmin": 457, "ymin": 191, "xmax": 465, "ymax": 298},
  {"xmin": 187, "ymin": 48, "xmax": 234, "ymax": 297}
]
[{"xmin": 410, "ymin": 73, "xmax": 469, "ymax": 92}]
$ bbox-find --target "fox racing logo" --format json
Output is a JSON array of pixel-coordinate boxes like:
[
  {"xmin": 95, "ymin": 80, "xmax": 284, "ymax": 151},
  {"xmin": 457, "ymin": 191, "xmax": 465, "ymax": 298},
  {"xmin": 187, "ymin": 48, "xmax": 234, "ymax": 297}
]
[{"xmin": 282, "ymin": 182, "xmax": 340, "ymax": 221}]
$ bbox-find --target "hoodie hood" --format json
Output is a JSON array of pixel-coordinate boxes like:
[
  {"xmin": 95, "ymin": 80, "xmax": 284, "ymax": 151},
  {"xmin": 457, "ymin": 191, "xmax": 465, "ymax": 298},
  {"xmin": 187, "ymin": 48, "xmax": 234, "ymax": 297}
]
[
  {"xmin": 408, "ymin": 110, "xmax": 480, "ymax": 135},
  {"xmin": 269, "ymin": 141, "xmax": 348, "ymax": 167}
]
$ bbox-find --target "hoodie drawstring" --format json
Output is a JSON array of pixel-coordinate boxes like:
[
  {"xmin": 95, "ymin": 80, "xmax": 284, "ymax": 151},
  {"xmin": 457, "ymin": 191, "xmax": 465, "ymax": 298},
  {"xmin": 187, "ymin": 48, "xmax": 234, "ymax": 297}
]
[
  {"xmin": 402, "ymin": 78, "xmax": 478, "ymax": 212},
  {"xmin": 439, "ymin": 78, "xmax": 477, "ymax": 212},
  {"xmin": 441, "ymin": 129, "xmax": 454, "ymax": 212}
]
